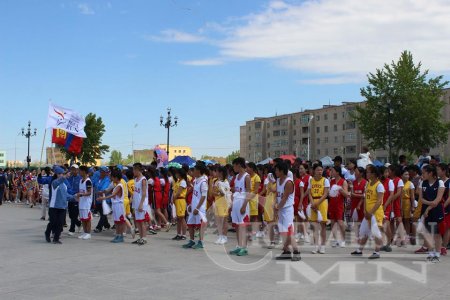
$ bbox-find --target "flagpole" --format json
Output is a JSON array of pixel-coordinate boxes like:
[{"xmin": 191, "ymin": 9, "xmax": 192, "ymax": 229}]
[{"xmin": 39, "ymin": 128, "xmax": 47, "ymax": 168}]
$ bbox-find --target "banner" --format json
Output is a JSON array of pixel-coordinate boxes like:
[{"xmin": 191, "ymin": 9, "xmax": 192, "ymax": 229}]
[
  {"xmin": 52, "ymin": 128, "xmax": 67, "ymax": 146},
  {"xmin": 46, "ymin": 103, "xmax": 87, "ymax": 138}
]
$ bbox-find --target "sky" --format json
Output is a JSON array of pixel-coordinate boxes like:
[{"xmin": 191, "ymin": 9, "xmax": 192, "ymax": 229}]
[{"xmin": 1, "ymin": 0, "xmax": 450, "ymax": 164}]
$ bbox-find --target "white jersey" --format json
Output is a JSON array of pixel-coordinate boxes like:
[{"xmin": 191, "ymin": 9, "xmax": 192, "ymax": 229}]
[
  {"xmin": 112, "ymin": 183, "xmax": 124, "ymax": 204},
  {"xmin": 133, "ymin": 176, "xmax": 148, "ymax": 208},
  {"xmin": 277, "ymin": 177, "xmax": 295, "ymax": 208},
  {"xmin": 234, "ymin": 172, "xmax": 249, "ymax": 194},
  {"xmin": 192, "ymin": 176, "xmax": 208, "ymax": 213},
  {"xmin": 78, "ymin": 178, "xmax": 93, "ymax": 210}
]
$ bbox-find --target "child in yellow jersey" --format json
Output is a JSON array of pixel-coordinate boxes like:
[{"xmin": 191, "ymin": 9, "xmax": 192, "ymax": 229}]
[
  {"xmin": 263, "ymin": 173, "xmax": 277, "ymax": 249},
  {"xmin": 214, "ymin": 167, "xmax": 231, "ymax": 245},
  {"xmin": 120, "ymin": 177, "xmax": 135, "ymax": 239},
  {"xmin": 308, "ymin": 164, "xmax": 330, "ymax": 254},
  {"xmin": 351, "ymin": 165, "xmax": 384, "ymax": 259},
  {"xmin": 401, "ymin": 169, "xmax": 415, "ymax": 246},
  {"xmin": 172, "ymin": 168, "xmax": 188, "ymax": 240},
  {"xmin": 246, "ymin": 163, "xmax": 261, "ymax": 239}
]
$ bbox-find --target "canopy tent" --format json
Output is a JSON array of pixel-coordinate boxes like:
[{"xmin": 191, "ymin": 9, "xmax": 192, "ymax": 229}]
[
  {"xmin": 320, "ymin": 156, "xmax": 334, "ymax": 167},
  {"xmin": 202, "ymin": 159, "xmax": 217, "ymax": 165},
  {"xmin": 169, "ymin": 155, "xmax": 196, "ymax": 167},
  {"xmin": 372, "ymin": 160, "xmax": 384, "ymax": 167},
  {"xmin": 257, "ymin": 157, "xmax": 273, "ymax": 165},
  {"xmin": 279, "ymin": 155, "xmax": 296, "ymax": 164}
]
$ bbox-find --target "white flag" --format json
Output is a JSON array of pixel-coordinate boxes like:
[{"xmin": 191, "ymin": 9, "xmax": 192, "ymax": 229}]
[{"xmin": 46, "ymin": 103, "xmax": 87, "ymax": 138}]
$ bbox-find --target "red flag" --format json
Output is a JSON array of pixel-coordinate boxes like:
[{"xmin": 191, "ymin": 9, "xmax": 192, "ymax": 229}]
[
  {"xmin": 65, "ymin": 133, "xmax": 84, "ymax": 155},
  {"xmin": 52, "ymin": 129, "xmax": 67, "ymax": 146}
]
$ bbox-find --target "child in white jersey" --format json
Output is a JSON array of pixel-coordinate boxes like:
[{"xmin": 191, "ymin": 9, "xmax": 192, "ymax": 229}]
[
  {"xmin": 76, "ymin": 166, "xmax": 93, "ymax": 240},
  {"xmin": 229, "ymin": 157, "xmax": 251, "ymax": 257},
  {"xmin": 182, "ymin": 163, "xmax": 208, "ymax": 250},
  {"xmin": 97, "ymin": 170, "xmax": 127, "ymax": 243},
  {"xmin": 274, "ymin": 162, "xmax": 301, "ymax": 261},
  {"xmin": 132, "ymin": 163, "xmax": 150, "ymax": 246}
]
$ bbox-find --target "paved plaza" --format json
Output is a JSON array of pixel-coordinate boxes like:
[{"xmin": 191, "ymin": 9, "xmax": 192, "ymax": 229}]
[{"xmin": 0, "ymin": 204, "xmax": 449, "ymax": 300}]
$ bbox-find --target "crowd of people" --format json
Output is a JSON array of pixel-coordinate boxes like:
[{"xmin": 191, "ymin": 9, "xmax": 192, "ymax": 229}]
[{"xmin": 0, "ymin": 151, "xmax": 449, "ymax": 263}]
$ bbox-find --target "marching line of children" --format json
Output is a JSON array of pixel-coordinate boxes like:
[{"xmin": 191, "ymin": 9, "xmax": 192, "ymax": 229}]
[{"xmin": 36, "ymin": 157, "xmax": 449, "ymax": 263}]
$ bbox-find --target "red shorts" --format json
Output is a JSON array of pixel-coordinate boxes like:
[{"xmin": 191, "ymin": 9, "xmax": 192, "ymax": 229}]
[
  {"xmin": 445, "ymin": 214, "xmax": 450, "ymax": 230},
  {"xmin": 135, "ymin": 212, "xmax": 150, "ymax": 223},
  {"xmin": 393, "ymin": 199, "xmax": 402, "ymax": 218},
  {"xmin": 114, "ymin": 215, "xmax": 126, "ymax": 225},
  {"xmin": 328, "ymin": 199, "xmax": 344, "ymax": 221},
  {"xmin": 154, "ymin": 193, "xmax": 163, "ymax": 209},
  {"xmin": 384, "ymin": 204, "xmax": 392, "ymax": 220},
  {"xmin": 279, "ymin": 224, "xmax": 294, "ymax": 237},
  {"xmin": 350, "ymin": 199, "xmax": 364, "ymax": 222},
  {"xmin": 232, "ymin": 215, "xmax": 250, "ymax": 228},
  {"xmin": 162, "ymin": 195, "xmax": 169, "ymax": 207},
  {"xmin": 187, "ymin": 221, "xmax": 206, "ymax": 229}
]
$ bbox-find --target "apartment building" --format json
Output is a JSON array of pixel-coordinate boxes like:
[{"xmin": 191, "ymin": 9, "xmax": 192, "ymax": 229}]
[{"xmin": 241, "ymin": 88, "xmax": 450, "ymax": 163}]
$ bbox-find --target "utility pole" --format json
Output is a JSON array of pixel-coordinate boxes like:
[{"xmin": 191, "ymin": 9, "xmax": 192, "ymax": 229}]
[
  {"xmin": 21, "ymin": 121, "xmax": 37, "ymax": 169},
  {"xmin": 160, "ymin": 108, "xmax": 178, "ymax": 159}
]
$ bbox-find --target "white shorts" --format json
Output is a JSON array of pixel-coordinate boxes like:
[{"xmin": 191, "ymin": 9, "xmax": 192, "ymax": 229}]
[
  {"xmin": 112, "ymin": 202, "xmax": 125, "ymax": 224},
  {"xmin": 278, "ymin": 206, "xmax": 294, "ymax": 235},
  {"xmin": 79, "ymin": 209, "xmax": 91, "ymax": 221},
  {"xmin": 231, "ymin": 193, "xmax": 250, "ymax": 226},
  {"xmin": 135, "ymin": 205, "xmax": 150, "ymax": 223}
]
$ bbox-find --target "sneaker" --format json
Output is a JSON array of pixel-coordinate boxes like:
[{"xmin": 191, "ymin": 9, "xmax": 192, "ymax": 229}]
[
  {"xmin": 165, "ymin": 223, "xmax": 172, "ymax": 232},
  {"xmin": 192, "ymin": 241, "xmax": 204, "ymax": 250},
  {"xmin": 236, "ymin": 248, "xmax": 248, "ymax": 256},
  {"xmin": 380, "ymin": 245, "xmax": 392, "ymax": 252},
  {"xmin": 53, "ymin": 240, "xmax": 62, "ymax": 245},
  {"xmin": 311, "ymin": 246, "xmax": 319, "ymax": 254},
  {"xmin": 267, "ymin": 242, "xmax": 276, "ymax": 249},
  {"xmin": 172, "ymin": 235, "xmax": 181, "ymax": 241},
  {"xmin": 180, "ymin": 236, "xmax": 187, "ymax": 240},
  {"xmin": 82, "ymin": 234, "xmax": 91, "ymax": 240},
  {"xmin": 182, "ymin": 240, "xmax": 196, "ymax": 249},
  {"xmin": 368, "ymin": 253, "xmax": 380, "ymax": 260},
  {"xmin": 440, "ymin": 247, "xmax": 447, "ymax": 256},
  {"xmin": 215, "ymin": 237, "xmax": 223, "ymax": 245},
  {"xmin": 132, "ymin": 239, "xmax": 141, "ymax": 245},
  {"xmin": 292, "ymin": 251, "xmax": 301, "ymax": 262},
  {"xmin": 414, "ymin": 246, "xmax": 429, "ymax": 254},
  {"xmin": 339, "ymin": 241, "xmax": 346, "ymax": 248},
  {"xmin": 319, "ymin": 246, "xmax": 326, "ymax": 254},
  {"xmin": 78, "ymin": 233, "xmax": 87, "ymax": 239},
  {"xmin": 276, "ymin": 251, "xmax": 292, "ymax": 260},
  {"xmin": 112, "ymin": 236, "xmax": 124, "ymax": 243},
  {"xmin": 137, "ymin": 239, "xmax": 146, "ymax": 246},
  {"xmin": 93, "ymin": 228, "xmax": 102, "ymax": 233},
  {"xmin": 131, "ymin": 229, "xmax": 136, "ymax": 239},
  {"xmin": 304, "ymin": 235, "xmax": 311, "ymax": 244},
  {"xmin": 77, "ymin": 226, "xmax": 81, "ymax": 233},
  {"xmin": 410, "ymin": 237, "xmax": 417, "ymax": 246},
  {"xmin": 430, "ymin": 256, "xmax": 440, "ymax": 263},
  {"xmin": 219, "ymin": 236, "xmax": 228, "ymax": 245},
  {"xmin": 426, "ymin": 255, "xmax": 434, "ymax": 262},
  {"xmin": 331, "ymin": 240, "xmax": 338, "ymax": 248},
  {"xmin": 110, "ymin": 236, "xmax": 119, "ymax": 243},
  {"xmin": 45, "ymin": 233, "xmax": 51, "ymax": 243},
  {"xmin": 67, "ymin": 231, "xmax": 75, "ymax": 237},
  {"xmin": 351, "ymin": 250, "xmax": 363, "ymax": 256},
  {"xmin": 229, "ymin": 247, "xmax": 241, "ymax": 255},
  {"xmin": 148, "ymin": 229, "xmax": 157, "ymax": 235}
]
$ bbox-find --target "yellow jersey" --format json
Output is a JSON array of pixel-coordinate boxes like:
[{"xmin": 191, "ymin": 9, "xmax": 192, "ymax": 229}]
[
  {"xmin": 173, "ymin": 179, "xmax": 187, "ymax": 199},
  {"xmin": 365, "ymin": 180, "xmax": 384, "ymax": 226},
  {"xmin": 310, "ymin": 177, "xmax": 326, "ymax": 199}
]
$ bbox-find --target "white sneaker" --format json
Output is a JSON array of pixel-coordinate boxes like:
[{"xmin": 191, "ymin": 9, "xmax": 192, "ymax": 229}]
[
  {"xmin": 331, "ymin": 240, "xmax": 338, "ymax": 248},
  {"xmin": 339, "ymin": 241, "xmax": 346, "ymax": 248},
  {"xmin": 78, "ymin": 233, "xmax": 86, "ymax": 239},
  {"xmin": 221, "ymin": 236, "xmax": 228, "ymax": 244},
  {"xmin": 319, "ymin": 246, "xmax": 326, "ymax": 254},
  {"xmin": 215, "ymin": 236, "xmax": 223, "ymax": 245},
  {"xmin": 67, "ymin": 231, "xmax": 75, "ymax": 237},
  {"xmin": 304, "ymin": 234, "xmax": 311, "ymax": 244},
  {"xmin": 311, "ymin": 246, "xmax": 319, "ymax": 254},
  {"xmin": 82, "ymin": 234, "xmax": 91, "ymax": 240}
]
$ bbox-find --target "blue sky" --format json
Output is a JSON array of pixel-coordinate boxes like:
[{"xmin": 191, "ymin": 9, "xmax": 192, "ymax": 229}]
[{"xmin": 1, "ymin": 0, "xmax": 449, "ymax": 164}]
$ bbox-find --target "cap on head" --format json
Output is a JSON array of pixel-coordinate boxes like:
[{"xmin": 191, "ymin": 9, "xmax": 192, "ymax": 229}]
[
  {"xmin": 54, "ymin": 167, "xmax": 65, "ymax": 175},
  {"xmin": 100, "ymin": 166, "xmax": 109, "ymax": 173},
  {"xmin": 70, "ymin": 164, "xmax": 79, "ymax": 169}
]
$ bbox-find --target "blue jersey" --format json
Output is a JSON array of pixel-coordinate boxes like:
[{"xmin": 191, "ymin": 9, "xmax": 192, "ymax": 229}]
[{"xmin": 421, "ymin": 180, "xmax": 444, "ymax": 222}]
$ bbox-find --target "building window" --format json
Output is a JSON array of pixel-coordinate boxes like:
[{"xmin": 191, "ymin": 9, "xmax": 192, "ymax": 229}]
[
  {"xmin": 342, "ymin": 124, "xmax": 345, "ymax": 130},
  {"xmin": 273, "ymin": 130, "xmax": 280, "ymax": 136},
  {"xmin": 267, "ymin": 133, "xmax": 270, "ymax": 138},
  {"xmin": 334, "ymin": 136, "xmax": 338, "ymax": 143},
  {"xmin": 293, "ymin": 130, "xmax": 297, "ymax": 136},
  {"xmin": 248, "ymin": 126, "xmax": 251, "ymax": 131},
  {"xmin": 255, "ymin": 122, "xmax": 261, "ymax": 129},
  {"xmin": 0, "ymin": 153, "xmax": 3, "ymax": 157},
  {"xmin": 342, "ymin": 112, "xmax": 346, "ymax": 118},
  {"xmin": 316, "ymin": 127, "xmax": 320, "ymax": 133},
  {"xmin": 301, "ymin": 115, "xmax": 310, "ymax": 124},
  {"xmin": 324, "ymin": 137, "xmax": 328, "ymax": 143},
  {"xmin": 342, "ymin": 136, "xmax": 345, "ymax": 142},
  {"xmin": 273, "ymin": 119, "xmax": 281, "ymax": 127},
  {"xmin": 334, "ymin": 113, "xmax": 337, "ymax": 120},
  {"xmin": 248, "ymin": 136, "xmax": 251, "ymax": 141},
  {"xmin": 302, "ymin": 127, "xmax": 308, "ymax": 134},
  {"xmin": 324, "ymin": 114, "xmax": 328, "ymax": 120},
  {"xmin": 348, "ymin": 132, "xmax": 355, "ymax": 140},
  {"xmin": 316, "ymin": 115, "xmax": 320, "ymax": 121},
  {"xmin": 281, "ymin": 130, "xmax": 287, "ymax": 136},
  {"xmin": 325, "ymin": 149, "xmax": 329, "ymax": 155},
  {"xmin": 317, "ymin": 149, "xmax": 321, "ymax": 156},
  {"xmin": 281, "ymin": 118, "xmax": 288, "ymax": 126},
  {"xmin": 316, "ymin": 138, "xmax": 320, "ymax": 145},
  {"xmin": 346, "ymin": 146, "xmax": 356, "ymax": 154},
  {"xmin": 293, "ymin": 119, "xmax": 296, "ymax": 125},
  {"xmin": 324, "ymin": 126, "xmax": 328, "ymax": 133},
  {"xmin": 183, "ymin": 150, "xmax": 186, "ymax": 153},
  {"xmin": 302, "ymin": 138, "xmax": 308, "ymax": 145},
  {"xmin": 267, "ymin": 143, "xmax": 271, "ymax": 148},
  {"xmin": 333, "ymin": 148, "xmax": 338, "ymax": 155},
  {"xmin": 334, "ymin": 124, "xmax": 338, "ymax": 132}
]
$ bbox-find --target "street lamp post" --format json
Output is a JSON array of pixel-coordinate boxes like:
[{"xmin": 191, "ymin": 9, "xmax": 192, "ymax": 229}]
[
  {"xmin": 307, "ymin": 114, "xmax": 314, "ymax": 161},
  {"xmin": 387, "ymin": 100, "xmax": 393, "ymax": 164},
  {"xmin": 21, "ymin": 121, "xmax": 37, "ymax": 169},
  {"xmin": 160, "ymin": 108, "xmax": 178, "ymax": 158}
]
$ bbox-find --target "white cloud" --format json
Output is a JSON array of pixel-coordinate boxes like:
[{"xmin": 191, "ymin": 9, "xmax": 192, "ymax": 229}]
[
  {"xmin": 217, "ymin": 0, "xmax": 450, "ymax": 82},
  {"xmin": 78, "ymin": 3, "xmax": 94, "ymax": 15},
  {"xmin": 147, "ymin": 29, "xmax": 205, "ymax": 43},
  {"xmin": 181, "ymin": 59, "xmax": 224, "ymax": 66},
  {"xmin": 161, "ymin": 0, "xmax": 450, "ymax": 83}
]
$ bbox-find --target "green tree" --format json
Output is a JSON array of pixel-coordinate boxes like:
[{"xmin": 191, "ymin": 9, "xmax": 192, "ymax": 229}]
[
  {"xmin": 353, "ymin": 51, "xmax": 450, "ymax": 162},
  {"xmin": 226, "ymin": 150, "xmax": 240, "ymax": 164},
  {"xmin": 122, "ymin": 154, "xmax": 134, "ymax": 165},
  {"xmin": 59, "ymin": 113, "xmax": 110, "ymax": 165},
  {"xmin": 109, "ymin": 150, "xmax": 123, "ymax": 165}
]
